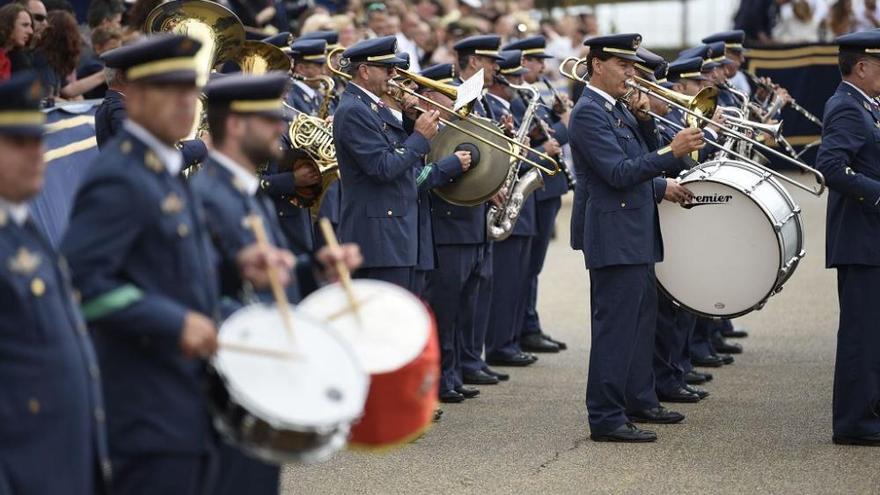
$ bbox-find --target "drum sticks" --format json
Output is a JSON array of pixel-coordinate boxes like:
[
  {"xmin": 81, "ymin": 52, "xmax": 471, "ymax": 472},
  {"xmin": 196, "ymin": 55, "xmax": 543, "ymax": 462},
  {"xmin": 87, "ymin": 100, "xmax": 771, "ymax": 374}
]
[
  {"xmin": 318, "ymin": 218, "xmax": 362, "ymax": 323},
  {"xmin": 247, "ymin": 215, "xmax": 296, "ymax": 343}
]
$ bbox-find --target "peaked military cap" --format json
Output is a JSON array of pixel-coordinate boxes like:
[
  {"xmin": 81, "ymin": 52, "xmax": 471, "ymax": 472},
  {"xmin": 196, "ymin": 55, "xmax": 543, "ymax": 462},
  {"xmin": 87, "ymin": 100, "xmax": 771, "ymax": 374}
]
[
  {"xmin": 635, "ymin": 47, "xmax": 666, "ymax": 81},
  {"xmin": 496, "ymin": 49, "xmax": 528, "ymax": 76},
  {"xmin": 503, "ymin": 36, "xmax": 552, "ymax": 59},
  {"xmin": 583, "ymin": 33, "xmax": 643, "ymax": 63},
  {"xmin": 263, "ymin": 32, "xmax": 293, "ymax": 48},
  {"xmin": 666, "ymin": 56, "xmax": 709, "ymax": 82},
  {"xmin": 340, "ymin": 36, "xmax": 408, "ymax": 68},
  {"xmin": 678, "ymin": 44, "xmax": 725, "ymax": 71},
  {"xmin": 419, "ymin": 63, "xmax": 455, "ymax": 83},
  {"xmin": 300, "ymin": 30, "xmax": 341, "ymax": 51},
  {"xmin": 0, "ymin": 71, "xmax": 45, "ymax": 136},
  {"xmin": 701, "ymin": 30, "xmax": 746, "ymax": 52},
  {"xmin": 101, "ymin": 33, "xmax": 202, "ymax": 85},
  {"xmin": 836, "ymin": 31, "xmax": 880, "ymax": 56},
  {"xmin": 204, "ymin": 72, "xmax": 288, "ymax": 119},
  {"xmin": 453, "ymin": 35, "xmax": 504, "ymax": 60},
  {"xmin": 707, "ymin": 41, "xmax": 733, "ymax": 65},
  {"xmin": 290, "ymin": 39, "xmax": 327, "ymax": 64},
  {"xmin": 396, "ymin": 52, "xmax": 411, "ymax": 70}
]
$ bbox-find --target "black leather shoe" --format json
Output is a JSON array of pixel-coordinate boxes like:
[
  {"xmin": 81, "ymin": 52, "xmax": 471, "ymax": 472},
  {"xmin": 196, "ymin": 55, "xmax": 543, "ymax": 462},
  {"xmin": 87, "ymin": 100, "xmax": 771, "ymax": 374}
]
[
  {"xmin": 542, "ymin": 333, "xmax": 568, "ymax": 350},
  {"xmin": 722, "ymin": 326, "xmax": 749, "ymax": 338},
  {"xmin": 684, "ymin": 384, "xmax": 710, "ymax": 399},
  {"xmin": 520, "ymin": 333, "xmax": 560, "ymax": 353},
  {"xmin": 684, "ymin": 370, "xmax": 713, "ymax": 384},
  {"xmin": 591, "ymin": 422, "xmax": 657, "ymax": 443},
  {"xmin": 692, "ymin": 355, "xmax": 724, "ymax": 368},
  {"xmin": 658, "ymin": 387, "xmax": 700, "ymax": 403},
  {"xmin": 483, "ymin": 367, "xmax": 509, "ymax": 381},
  {"xmin": 486, "ymin": 353, "xmax": 536, "ymax": 367},
  {"xmin": 439, "ymin": 390, "xmax": 465, "ymax": 403},
  {"xmin": 455, "ymin": 385, "xmax": 480, "ymax": 398},
  {"xmin": 433, "ymin": 408, "xmax": 443, "ymax": 422},
  {"xmin": 628, "ymin": 406, "xmax": 685, "ymax": 424},
  {"xmin": 463, "ymin": 369, "xmax": 499, "ymax": 385},
  {"xmin": 719, "ymin": 353, "xmax": 735, "ymax": 365},
  {"xmin": 712, "ymin": 339, "xmax": 743, "ymax": 354},
  {"xmin": 832, "ymin": 432, "xmax": 880, "ymax": 446}
]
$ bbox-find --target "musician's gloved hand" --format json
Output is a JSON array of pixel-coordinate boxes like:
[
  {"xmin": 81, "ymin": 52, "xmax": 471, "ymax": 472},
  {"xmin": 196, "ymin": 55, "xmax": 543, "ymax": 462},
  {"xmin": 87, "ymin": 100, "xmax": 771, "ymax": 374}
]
[
  {"xmin": 180, "ymin": 311, "xmax": 218, "ymax": 358},
  {"xmin": 670, "ymin": 127, "xmax": 705, "ymax": 158},
  {"xmin": 316, "ymin": 243, "xmax": 363, "ymax": 284},
  {"xmin": 414, "ymin": 109, "xmax": 440, "ymax": 139},
  {"xmin": 663, "ymin": 178, "xmax": 694, "ymax": 204},
  {"xmin": 455, "ymin": 150, "xmax": 472, "ymax": 172},
  {"xmin": 237, "ymin": 244, "xmax": 295, "ymax": 288}
]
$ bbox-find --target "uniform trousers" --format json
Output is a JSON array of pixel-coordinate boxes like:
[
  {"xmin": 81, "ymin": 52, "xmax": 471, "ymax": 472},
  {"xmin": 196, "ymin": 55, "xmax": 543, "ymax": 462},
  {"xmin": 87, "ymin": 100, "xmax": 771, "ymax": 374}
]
[
  {"xmin": 485, "ymin": 237, "xmax": 532, "ymax": 360},
  {"xmin": 112, "ymin": 454, "xmax": 213, "ymax": 495},
  {"xmin": 833, "ymin": 265, "xmax": 880, "ymax": 438},
  {"xmin": 426, "ymin": 244, "xmax": 486, "ymax": 392},
  {"xmin": 521, "ymin": 197, "xmax": 562, "ymax": 337},
  {"xmin": 355, "ymin": 266, "xmax": 417, "ymax": 293},
  {"xmin": 654, "ymin": 292, "xmax": 697, "ymax": 394},
  {"xmin": 586, "ymin": 262, "xmax": 660, "ymax": 434}
]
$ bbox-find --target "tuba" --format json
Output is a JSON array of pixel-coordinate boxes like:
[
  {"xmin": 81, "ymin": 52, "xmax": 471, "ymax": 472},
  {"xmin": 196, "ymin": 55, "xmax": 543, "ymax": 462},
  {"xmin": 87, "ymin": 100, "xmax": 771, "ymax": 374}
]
[
  {"xmin": 144, "ymin": 0, "xmax": 246, "ymax": 141},
  {"xmin": 234, "ymin": 40, "xmax": 291, "ymax": 74}
]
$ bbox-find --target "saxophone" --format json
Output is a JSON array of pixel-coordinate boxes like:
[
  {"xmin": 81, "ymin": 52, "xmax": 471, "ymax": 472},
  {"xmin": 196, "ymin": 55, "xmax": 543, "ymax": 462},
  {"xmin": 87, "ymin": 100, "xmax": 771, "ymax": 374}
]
[{"xmin": 486, "ymin": 82, "xmax": 546, "ymax": 241}]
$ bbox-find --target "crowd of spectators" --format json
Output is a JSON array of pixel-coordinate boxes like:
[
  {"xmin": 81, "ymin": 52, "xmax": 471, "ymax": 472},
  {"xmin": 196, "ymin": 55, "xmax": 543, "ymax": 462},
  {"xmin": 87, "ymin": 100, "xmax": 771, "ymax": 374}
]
[{"xmin": 735, "ymin": 0, "xmax": 880, "ymax": 44}]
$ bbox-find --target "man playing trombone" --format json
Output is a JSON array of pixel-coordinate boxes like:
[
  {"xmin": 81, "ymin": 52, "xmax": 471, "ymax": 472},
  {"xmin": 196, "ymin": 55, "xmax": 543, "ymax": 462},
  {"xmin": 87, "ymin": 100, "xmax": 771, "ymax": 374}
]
[{"xmin": 569, "ymin": 33, "xmax": 703, "ymax": 443}]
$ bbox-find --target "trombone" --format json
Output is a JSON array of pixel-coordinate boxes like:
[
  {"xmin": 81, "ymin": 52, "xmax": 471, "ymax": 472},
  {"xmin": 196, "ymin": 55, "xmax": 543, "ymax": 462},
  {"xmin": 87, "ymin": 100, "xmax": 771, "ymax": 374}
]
[{"xmin": 325, "ymin": 47, "xmax": 560, "ymax": 177}]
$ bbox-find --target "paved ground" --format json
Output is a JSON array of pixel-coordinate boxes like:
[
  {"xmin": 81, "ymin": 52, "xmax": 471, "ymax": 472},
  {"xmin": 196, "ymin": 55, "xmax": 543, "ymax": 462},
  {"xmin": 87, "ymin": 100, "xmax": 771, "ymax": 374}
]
[{"xmin": 283, "ymin": 173, "xmax": 880, "ymax": 494}]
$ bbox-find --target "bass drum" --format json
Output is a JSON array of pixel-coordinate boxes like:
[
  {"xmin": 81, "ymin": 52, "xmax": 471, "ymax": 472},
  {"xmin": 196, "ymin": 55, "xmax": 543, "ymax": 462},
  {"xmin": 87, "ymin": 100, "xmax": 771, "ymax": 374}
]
[
  {"xmin": 299, "ymin": 279, "xmax": 439, "ymax": 450},
  {"xmin": 208, "ymin": 304, "xmax": 369, "ymax": 464},
  {"xmin": 656, "ymin": 159, "xmax": 805, "ymax": 318}
]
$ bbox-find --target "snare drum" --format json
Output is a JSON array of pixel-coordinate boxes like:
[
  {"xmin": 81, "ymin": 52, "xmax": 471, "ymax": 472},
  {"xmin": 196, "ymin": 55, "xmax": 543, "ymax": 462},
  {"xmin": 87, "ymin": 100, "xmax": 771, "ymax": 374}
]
[
  {"xmin": 299, "ymin": 279, "xmax": 440, "ymax": 450},
  {"xmin": 656, "ymin": 159, "xmax": 805, "ymax": 318},
  {"xmin": 208, "ymin": 304, "xmax": 369, "ymax": 464}
]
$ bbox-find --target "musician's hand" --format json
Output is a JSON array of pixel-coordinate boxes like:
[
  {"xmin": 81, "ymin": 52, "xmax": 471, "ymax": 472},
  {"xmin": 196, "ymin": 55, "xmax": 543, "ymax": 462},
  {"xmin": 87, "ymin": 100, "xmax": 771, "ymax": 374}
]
[
  {"xmin": 544, "ymin": 138, "xmax": 561, "ymax": 157},
  {"xmin": 491, "ymin": 188, "xmax": 508, "ymax": 207},
  {"xmin": 627, "ymin": 91, "xmax": 652, "ymax": 121},
  {"xmin": 180, "ymin": 311, "xmax": 218, "ymax": 358},
  {"xmin": 455, "ymin": 150, "xmax": 472, "ymax": 172},
  {"xmin": 707, "ymin": 107, "xmax": 725, "ymax": 134},
  {"xmin": 401, "ymin": 93, "xmax": 421, "ymax": 120},
  {"xmin": 663, "ymin": 179, "xmax": 694, "ymax": 204},
  {"xmin": 500, "ymin": 114, "xmax": 515, "ymax": 136},
  {"xmin": 414, "ymin": 109, "xmax": 440, "ymax": 139},
  {"xmin": 294, "ymin": 165, "xmax": 321, "ymax": 186},
  {"xmin": 237, "ymin": 244, "xmax": 295, "ymax": 288},
  {"xmin": 776, "ymin": 87, "xmax": 793, "ymax": 105},
  {"xmin": 316, "ymin": 243, "xmax": 363, "ymax": 283},
  {"xmin": 670, "ymin": 127, "xmax": 705, "ymax": 158}
]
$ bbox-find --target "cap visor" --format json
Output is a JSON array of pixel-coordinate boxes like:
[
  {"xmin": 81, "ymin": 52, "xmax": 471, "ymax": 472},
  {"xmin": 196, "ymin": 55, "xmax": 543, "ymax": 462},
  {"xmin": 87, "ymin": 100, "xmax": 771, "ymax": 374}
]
[
  {"xmin": 135, "ymin": 70, "xmax": 199, "ymax": 86},
  {"xmin": 0, "ymin": 124, "xmax": 44, "ymax": 137},
  {"xmin": 616, "ymin": 53, "xmax": 644, "ymax": 63},
  {"xmin": 526, "ymin": 53, "xmax": 553, "ymax": 59},
  {"xmin": 377, "ymin": 55, "xmax": 409, "ymax": 66}
]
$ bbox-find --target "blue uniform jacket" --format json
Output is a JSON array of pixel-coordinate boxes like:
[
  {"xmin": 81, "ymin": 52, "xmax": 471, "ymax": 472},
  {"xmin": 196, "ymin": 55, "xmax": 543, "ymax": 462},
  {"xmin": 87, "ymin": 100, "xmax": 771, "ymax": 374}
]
[
  {"xmin": 260, "ymin": 156, "xmax": 316, "ymax": 255},
  {"xmin": 816, "ymin": 82, "xmax": 880, "ymax": 268},
  {"xmin": 93, "ymin": 89, "xmax": 207, "ymax": 166},
  {"xmin": 569, "ymin": 87, "xmax": 683, "ymax": 268},
  {"xmin": 0, "ymin": 218, "xmax": 109, "ymax": 494},
  {"xmin": 286, "ymin": 82, "xmax": 322, "ymax": 117},
  {"xmin": 62, "ymin": 130, "xmax": 220, "ymax": 457},
  {"xmin": 511, "ymin": 94, "xmax": 571, "ymax": 201},
  {"xmin": 416, "ymin": 154, "xmax": 464, "ymax": 270},
  {"xmin": 191, "ymin": 157, "xmax": 319, "ymax": 308},
  {"xmin": 333, "ymin": 83, "xmax": 430, "ymax": 267}
]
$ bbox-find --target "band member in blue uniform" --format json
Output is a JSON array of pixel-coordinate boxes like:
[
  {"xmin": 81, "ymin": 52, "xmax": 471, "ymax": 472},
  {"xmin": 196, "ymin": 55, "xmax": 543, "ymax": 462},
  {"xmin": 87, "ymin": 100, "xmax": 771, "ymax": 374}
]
[
  {"xmin": 503, "ymin": 35, "xmax": 570, "ymax": 353},
  {"xmin": 192, "ymin": 72, "xmax": 362, "ymax": 495},
  {"xmin": 61, "ymin": 34, "xmax": 293, "ymax": 495},
  {"xmin": 636, "ymin": 52, "xmax": 712, "ymax": 403},
  {"xmin": 333, "ymin": 36, "xmax": 439, "ymax": 291},
  {"xmin": 570, "ymin": 34, "xmax": 702, "ymax": 442},
  {"xmin": 816, "ymin": 31, "xmax": 880, "ymax": 446},
  {"xmin": 0, "ymin": 71, "xmax": 110, "ymax": 495},
  {"xmin": 94, "ymin": 44, "xmax": 207, "ymax": 166},
  {"xmin": 702, "ymin": 29, "xmax": 753, "ymax": 108},
  {"xmin": 259, "ymin": 39, "xmax": 326, "ymax": 256},
  {"xmin": 483, "ymin": 50, "xmax": 543, "ymax": 370}
]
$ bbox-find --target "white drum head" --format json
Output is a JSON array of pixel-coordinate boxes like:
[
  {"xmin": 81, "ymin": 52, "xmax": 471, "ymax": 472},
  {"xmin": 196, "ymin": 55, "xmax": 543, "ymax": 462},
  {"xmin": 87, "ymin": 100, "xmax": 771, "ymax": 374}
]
[
  {"xmin": 215, "ymin": 305, "xmax": 368, "ymax": 430},
  {"xmin": 657, "ymin": 179, "xmax": 781, "ymax": 317},
  {"xmin": 299, "ymin": 279, "xmax": 432, "ymax": 374}
]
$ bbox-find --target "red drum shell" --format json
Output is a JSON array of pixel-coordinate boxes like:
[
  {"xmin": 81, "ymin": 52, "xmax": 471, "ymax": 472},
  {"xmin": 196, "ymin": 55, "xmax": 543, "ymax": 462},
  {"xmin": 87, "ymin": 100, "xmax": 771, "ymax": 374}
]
[{"xmin": 348, "ymin": 315, "xmax": 439, "ymax": 449}]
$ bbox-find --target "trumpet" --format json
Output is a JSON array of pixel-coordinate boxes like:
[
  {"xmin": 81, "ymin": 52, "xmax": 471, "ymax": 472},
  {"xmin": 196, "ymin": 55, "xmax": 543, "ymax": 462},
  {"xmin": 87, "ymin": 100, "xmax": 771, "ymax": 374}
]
[
  {"xmin": 326, "ymin": 47, "xmax": 560, "ymax": 206},
  {"xmin": 624, "ymin": 78, "xmax": 825, "ymax": 196}
]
